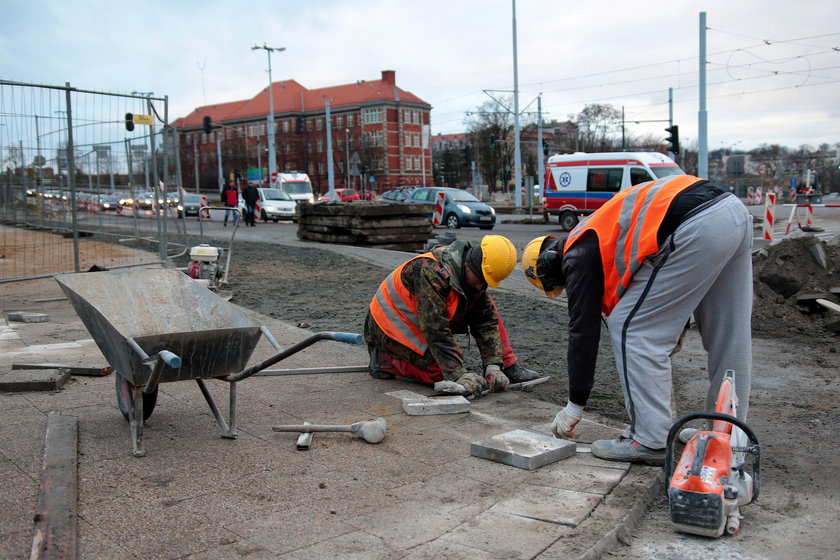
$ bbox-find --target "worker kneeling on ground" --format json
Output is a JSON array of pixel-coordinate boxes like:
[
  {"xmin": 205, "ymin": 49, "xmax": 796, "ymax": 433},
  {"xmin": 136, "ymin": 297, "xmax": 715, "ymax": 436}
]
[
  {"xmin": 365, "ymin": 235, "xmax": 540, "ymax": 398},
  {"xmin": 522, "ymin": 175, "xmax": 753, "ymax": 465}
]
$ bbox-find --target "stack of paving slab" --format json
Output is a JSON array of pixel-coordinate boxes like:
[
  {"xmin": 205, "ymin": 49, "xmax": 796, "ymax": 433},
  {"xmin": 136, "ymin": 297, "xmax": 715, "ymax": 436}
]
[{"xmin": 296, "ymin": 202, "xmax": 434, "ymax": 251}]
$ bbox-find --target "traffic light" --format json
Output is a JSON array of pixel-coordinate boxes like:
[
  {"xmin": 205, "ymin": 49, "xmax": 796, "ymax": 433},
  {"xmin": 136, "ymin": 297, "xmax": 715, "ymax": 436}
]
[
  {"xmin": 489, "ymin": 134, "xmax": 497, "ymax": 148},
  {"xmin": 542, "ymin": 139, "xmax": 549, "ymax": 156},
  {"xmin": 462, "ymin": 146, "xmax": 472, "ymax": 167},
  {"xmin": 125, "ymin": 113, "xmax": 134, "ymax": 132},
  {"xmin": 295, "ymin": 116, "xmax": 304, "ymax": 134},
  {"xmin": 665, "ymin": 125, "xmax": 680, "ymax": 154},
  {"xmin": 203, "ymin": 116, "xmax": 212, "ymax": 134}
]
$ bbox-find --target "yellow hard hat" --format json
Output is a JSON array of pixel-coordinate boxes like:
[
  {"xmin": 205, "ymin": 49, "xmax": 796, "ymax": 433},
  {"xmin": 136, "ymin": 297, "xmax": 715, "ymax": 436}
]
[
  {"xmin": 522, "ymin": 235, "xmax": 563, "ymax": 298},
  {"xmin": 479, "ymin": 235, "xmax": 517, "ymax": 288}
]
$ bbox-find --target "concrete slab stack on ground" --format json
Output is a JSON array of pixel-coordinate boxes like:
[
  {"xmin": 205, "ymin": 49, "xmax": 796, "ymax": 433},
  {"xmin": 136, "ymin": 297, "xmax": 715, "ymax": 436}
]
[{"xmin": 0, "ymin": 273, "xmax": 663, "ymax": 559}]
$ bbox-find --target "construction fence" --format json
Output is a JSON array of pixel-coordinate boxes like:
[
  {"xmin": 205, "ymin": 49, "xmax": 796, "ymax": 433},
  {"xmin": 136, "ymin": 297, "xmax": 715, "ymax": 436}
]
[{"xmin": 0, "ymin": 79, "xmax": 190, "ymax": 283}]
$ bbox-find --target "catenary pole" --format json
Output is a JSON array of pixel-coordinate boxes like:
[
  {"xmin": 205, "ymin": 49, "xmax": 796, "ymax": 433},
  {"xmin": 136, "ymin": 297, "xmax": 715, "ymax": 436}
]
[{"xmin": 698, "ymin": 12, "xmax": 708, "ymax": 178}]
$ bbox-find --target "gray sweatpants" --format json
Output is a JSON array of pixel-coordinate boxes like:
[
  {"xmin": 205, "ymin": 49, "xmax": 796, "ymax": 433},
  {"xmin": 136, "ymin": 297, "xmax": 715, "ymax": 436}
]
[{"xmin": 606, "ymin": 194, "xmax": 753, "ymax": 449}]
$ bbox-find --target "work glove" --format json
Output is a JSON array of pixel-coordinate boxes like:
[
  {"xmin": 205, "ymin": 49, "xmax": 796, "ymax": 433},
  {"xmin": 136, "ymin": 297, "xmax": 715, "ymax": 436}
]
[
  {"xmin": 484, "ymin": 364, "xmax": 510, "ymax": 392},
  {"xmin": 455, "ymin": 371, "xmax": 489, "ymax": 398},
  {"xmin": 551, "ymin": 402, "xmax": 584, "ymax": 439}
]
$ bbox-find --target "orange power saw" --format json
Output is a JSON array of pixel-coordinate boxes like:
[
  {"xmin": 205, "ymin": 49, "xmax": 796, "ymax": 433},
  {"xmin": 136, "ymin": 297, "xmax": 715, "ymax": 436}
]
[{"xmin": 665, "ymin": 370, "xmax": 761, "ymax": 537}]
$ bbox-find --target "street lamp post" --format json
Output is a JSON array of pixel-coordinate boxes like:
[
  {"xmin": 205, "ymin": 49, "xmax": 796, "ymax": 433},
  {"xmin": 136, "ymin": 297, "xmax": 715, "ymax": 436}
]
[{"xmin": 251, "ymin": 44, "xmax": 286, "ymax": 186}]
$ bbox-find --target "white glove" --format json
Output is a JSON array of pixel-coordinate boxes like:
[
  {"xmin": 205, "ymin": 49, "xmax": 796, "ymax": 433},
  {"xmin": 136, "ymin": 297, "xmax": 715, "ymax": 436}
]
[
  {"xmin": 551, "ymin": 402, "xmax": 584, "ymax": 439},
  {"xmin": 484, "ymin": 364, "xmax": 509, "ymax": 392}
]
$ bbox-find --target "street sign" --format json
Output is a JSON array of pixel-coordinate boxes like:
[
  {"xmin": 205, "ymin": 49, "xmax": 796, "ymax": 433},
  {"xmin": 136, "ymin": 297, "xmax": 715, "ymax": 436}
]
[
  {"xmin": 133, "ymin": 114, "xmax": 153, "ymax": 125},
  {"xmin": 33, "ymin": 155, "xmax": 46, "ymax": 166}
]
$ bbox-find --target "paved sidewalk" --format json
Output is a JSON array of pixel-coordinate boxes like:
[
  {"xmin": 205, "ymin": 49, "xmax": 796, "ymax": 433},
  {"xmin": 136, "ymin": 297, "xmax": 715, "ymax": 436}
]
[{"xmin": 0, "ymin": 257, "xmax": 662, "ymax": 560}]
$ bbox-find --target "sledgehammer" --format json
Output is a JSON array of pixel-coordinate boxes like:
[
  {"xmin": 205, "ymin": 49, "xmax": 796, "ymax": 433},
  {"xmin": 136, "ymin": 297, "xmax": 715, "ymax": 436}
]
[{"xmin": 272, "ymin": 417, "xmax": 387, "ymax": 444}]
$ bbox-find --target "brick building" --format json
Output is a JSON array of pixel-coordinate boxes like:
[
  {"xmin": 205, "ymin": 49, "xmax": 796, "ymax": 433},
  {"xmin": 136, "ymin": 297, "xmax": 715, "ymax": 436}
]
[{"xmin": 173, "ymin": 70, "xmax": 432, "ymax": 194}]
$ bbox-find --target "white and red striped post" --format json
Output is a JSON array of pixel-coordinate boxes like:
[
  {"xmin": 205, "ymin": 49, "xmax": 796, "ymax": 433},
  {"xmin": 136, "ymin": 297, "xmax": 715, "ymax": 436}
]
[
  {"xmin": 432, "ymin": 191, "xmax": 446, "ymax": 226},
  {"xmin": 755, "ymin": 186, "xmax": 763, "ymax": 205},
  {"xmin": 763, "ymin": 192, "xmax": 776, "ymax": 241},
  {"xmin": 806, "ymin": 203, "xmax": 814, "ymax": 227},
  {"xmin": 746, "ymin": 187, "xmax": 755, "ymax": 205}
]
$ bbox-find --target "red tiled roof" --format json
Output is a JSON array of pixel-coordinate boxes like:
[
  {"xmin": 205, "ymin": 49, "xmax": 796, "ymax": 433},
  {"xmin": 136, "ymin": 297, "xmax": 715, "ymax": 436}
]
[{"xmin": 174, "ymin": 70, "xmax": 429, "ymax": 128}]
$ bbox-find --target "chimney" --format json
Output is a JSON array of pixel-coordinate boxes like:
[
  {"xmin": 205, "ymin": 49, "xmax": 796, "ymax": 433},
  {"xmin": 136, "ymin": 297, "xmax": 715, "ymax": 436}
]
[{"xmin": 381, "ymin": 70, "xmax": 396, "ymax": 85}]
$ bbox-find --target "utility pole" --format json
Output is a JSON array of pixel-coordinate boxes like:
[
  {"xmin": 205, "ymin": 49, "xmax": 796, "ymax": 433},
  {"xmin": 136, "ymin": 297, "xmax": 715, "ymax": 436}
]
[
  {"xmin": 511, "ymin": 0, "xmax": 522, "ymax": 211},
  {"xmin": 252, "ymin": 44, "xmax": 286, "ymax": 185},
  {"xmin": 698, "ymin": 12, "xmax": 708, "ymax": 178},
  {"xmin": 668, "ymin": 87, "xmax": 675, "ymax": 161},
  {"xmin": 537, "ymin": 94, "xmax": 544, "ymax": 217}
]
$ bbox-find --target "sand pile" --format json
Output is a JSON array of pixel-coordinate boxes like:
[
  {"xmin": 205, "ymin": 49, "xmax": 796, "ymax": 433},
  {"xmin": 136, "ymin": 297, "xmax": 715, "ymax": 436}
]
[{"xmin": 752, "ymin": 233, "xmax": 840, "ymax": 340}]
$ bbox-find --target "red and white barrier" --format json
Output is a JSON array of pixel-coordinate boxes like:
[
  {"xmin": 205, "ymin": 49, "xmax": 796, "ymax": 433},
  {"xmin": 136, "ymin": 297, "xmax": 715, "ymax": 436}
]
[
  {"xmin": 755, "ymin": 186, "xmax": 763, "ymax": 205},
  {"xmin": 432, "ymin": 191, "xmax": 446, "ymax": 226},
  {"xmin": 763, "ymin": 192, "xmax": 776, "ymax": 241},
  {"xmin": 746, "ymin": 187, "xmax": 755, "ymax": 205}
]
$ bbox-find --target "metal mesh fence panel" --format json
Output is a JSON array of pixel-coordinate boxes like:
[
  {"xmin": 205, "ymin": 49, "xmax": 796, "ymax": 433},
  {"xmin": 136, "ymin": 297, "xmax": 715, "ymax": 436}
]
[{"xmin": 1, "ymin": 80, "xmax": 188, "ymax": 282}]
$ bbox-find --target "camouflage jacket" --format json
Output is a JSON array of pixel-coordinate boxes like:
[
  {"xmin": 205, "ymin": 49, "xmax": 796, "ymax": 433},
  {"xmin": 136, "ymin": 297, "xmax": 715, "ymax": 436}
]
[{"xmin": 364, "ymin": 241, "xmax": 503, "ymax": 381}]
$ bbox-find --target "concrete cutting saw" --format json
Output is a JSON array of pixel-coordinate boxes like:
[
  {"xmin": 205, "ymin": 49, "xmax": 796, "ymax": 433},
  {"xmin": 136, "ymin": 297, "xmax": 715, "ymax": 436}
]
[{"xmin": 665, "ymin": 370, "xmax": 760, "ymax": 537}]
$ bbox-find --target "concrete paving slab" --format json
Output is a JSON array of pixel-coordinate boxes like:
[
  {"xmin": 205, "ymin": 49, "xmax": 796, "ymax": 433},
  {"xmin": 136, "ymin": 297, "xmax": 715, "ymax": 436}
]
[
  {"xmin": 7, "ymin": 311, "xmax": 49, "ymax": 323},
  {"xmin": 0, "ymin": 367, "xmax": 70, "ymax": 392},
  {"xmin": 444, "ymin": 510, "xmax": 572, "ymax": 559},
  {"xmin": 402, "ymin": 394, "xmax": 471, "ymax": 415},
  {"xmin": 487, "ymin": 483, "xmax": 603, "ymax": 526},
  {"xmin": 470, "ymin": 429, "xmax": 576, "ymax": 470}
]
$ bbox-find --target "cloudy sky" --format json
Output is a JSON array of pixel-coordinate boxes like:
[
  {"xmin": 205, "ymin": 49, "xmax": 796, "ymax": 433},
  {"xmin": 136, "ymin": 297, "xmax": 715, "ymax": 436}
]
[{"xmin": 2, "ymin": 0, "xmax": 838, "ymax": 152}]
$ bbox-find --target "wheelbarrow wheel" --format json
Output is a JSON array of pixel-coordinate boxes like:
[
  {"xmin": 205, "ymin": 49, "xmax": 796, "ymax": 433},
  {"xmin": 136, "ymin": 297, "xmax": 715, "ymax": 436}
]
[{"xmin": 115, "ymin": 374, "xmax": 158, "ymax": 422}]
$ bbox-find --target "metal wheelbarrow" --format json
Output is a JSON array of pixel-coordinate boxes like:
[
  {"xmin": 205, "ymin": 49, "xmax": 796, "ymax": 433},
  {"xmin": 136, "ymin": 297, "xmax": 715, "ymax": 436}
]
[{"xmin": 55, "ymin": 268, "xmax": 363, "ymax": 457}]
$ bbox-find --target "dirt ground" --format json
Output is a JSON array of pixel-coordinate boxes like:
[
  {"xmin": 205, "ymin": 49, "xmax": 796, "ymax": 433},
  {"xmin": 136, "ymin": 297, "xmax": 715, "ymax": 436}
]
[{"xmin": 213, "ymin": 235, "xmax": 840, "ymax": 559}]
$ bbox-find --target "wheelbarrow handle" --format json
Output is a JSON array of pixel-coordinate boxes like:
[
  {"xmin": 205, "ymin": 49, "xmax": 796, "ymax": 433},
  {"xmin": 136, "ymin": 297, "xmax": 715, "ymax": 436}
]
[
  {"xmin": 328, "ymin": 332, "xmax": 364, "ymax": 345},
  {"xmin": 158, "ymin": 351, "xmax": 182, "ymax": 369},
  {"xmin": 223, "ymin": 331, "xmax": 364, "ymax": 382}
]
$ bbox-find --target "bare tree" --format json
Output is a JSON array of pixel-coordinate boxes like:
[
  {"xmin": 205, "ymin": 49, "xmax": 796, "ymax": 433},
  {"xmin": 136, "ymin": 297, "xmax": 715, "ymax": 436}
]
[
  {"xmin": 464, "ymin": 97, "xmax": 516, "ymax": 194},
  {"xmin": 573, "ymin": 103, "xmax": 622, "ymax": 152}
]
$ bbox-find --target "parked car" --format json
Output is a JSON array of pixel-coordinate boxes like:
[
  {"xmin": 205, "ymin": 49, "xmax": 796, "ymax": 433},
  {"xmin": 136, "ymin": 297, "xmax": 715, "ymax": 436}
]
[
  {"xmin": 179, "ymin": 194, "xmax": 208, "ymax": 218},
  {"xmin": 379, "ymin": 187, "xmax": 416, "ymax": 203},
  {"xmin": 239, "ymin": 188, "xmax": 297, "ymax": 222},
  {"xmin": 403, "ymin": 187, "xmax": 495, "ymax": 230},
  {"xmin": 319, "ymin": 188, "xmax": 361, "ymax": 202},
  {"xmin": 357, "ymin": 189, "xmax": 376, "ymax": 201}
]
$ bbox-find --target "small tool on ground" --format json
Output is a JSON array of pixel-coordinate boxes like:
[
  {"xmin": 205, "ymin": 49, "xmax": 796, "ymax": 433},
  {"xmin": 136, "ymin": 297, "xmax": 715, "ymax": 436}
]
[{"xmin": 272, "ymin": 417, "xmax": 387, "ymax": 444}]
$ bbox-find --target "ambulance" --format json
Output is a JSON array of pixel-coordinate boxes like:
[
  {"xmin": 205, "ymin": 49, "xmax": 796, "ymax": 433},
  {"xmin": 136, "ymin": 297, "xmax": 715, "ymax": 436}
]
[
  {"xmin": 274, "ymin": 172, "xmax": 314, "ymax": 203},
  {"xmin": 542, "ymin": 152, "xmax": 684, "ymax": 230}
]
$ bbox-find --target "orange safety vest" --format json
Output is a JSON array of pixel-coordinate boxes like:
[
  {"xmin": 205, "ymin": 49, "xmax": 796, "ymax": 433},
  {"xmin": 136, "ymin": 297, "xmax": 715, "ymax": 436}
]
[
  {"xmin": 565, "ymin": 174, "xmax": 705, "ymax": 315},
  {"xmin": 369, "ymin": 252, "xmax": 460, "ymax": 355}
]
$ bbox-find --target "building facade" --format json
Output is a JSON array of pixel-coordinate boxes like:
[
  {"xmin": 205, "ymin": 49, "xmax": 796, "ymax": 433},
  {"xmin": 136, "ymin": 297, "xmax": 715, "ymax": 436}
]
[{"xmin": 173, "ymin": 70, "xmax": 431, "ymax": 194}]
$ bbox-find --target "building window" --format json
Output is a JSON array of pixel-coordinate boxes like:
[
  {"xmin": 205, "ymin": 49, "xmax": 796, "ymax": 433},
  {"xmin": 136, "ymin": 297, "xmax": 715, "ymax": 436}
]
[
  {"xmin": 363, "ymin": 107, "xmax": 383, "ymax": 124},
  {"xmin": 283, "ymin": 119, "xmax": 289, "ymax": 133},
  {"xmin": 348, "ymin": 114, "xmax": 354, "ymax": 127},
  {"xmin": 404, "ymin": 131, "xmax": 411, "ymax": 146},
  {"xmin": 414, "ymin": 156, "xmax": 420, "ymax": 169},
  {"xmin": 317, "ymin": 139, "xmax": 324, "ymax": 152},
  {"xmin": 405, "ymin": 155, "xmax": 412, "ymax": 170},
  {"xmin": 367, "ymin": 130, "xmax": 384, "ymax": 147},
  {"xmin": 348, "ymin": 136, "xmax": 354, "ymax": 149},
  {"xmin": 414, "ymin": 133, "xmax": 420, "ymax": 148},
  {"xmin": 336, "ymin": 114, "xmax": 343, "ymax": 127},
  {"xmin": 318, "ymin": 162, "xmax": 325, "ymax": 174},
  {"xmin": 316, "ymin": 118, "xmax": 323, "ymax": 131},
  {"xmin": 283, "ymin": 142, "xmax": 290, "ymax": 154}
]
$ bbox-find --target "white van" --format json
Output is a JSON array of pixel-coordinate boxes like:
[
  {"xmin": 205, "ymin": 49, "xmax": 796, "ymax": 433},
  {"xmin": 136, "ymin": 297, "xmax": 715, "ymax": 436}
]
[
  {"xmin": 542, "ymin": 152, "xmax": 684, "ymax": 230},
  {"xmin": 275, "ymin": 172, "xmax": 314, "ymax": 203}
]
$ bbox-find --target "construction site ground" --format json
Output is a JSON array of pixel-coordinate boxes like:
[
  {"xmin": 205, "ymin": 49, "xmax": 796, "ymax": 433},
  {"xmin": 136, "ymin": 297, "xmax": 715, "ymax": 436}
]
[{"xmin": 1, "ymin": 212, "xmax": 839, "ymax": 559}]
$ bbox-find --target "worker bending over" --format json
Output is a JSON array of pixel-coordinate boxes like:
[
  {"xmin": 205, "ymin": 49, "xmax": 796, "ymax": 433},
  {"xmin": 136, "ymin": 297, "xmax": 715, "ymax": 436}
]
[
  {"xmin": 365, "ymin": 235, "xmax": 540, "ymax": 398},
  {"xmin": 522, "ymin": 175, "xmax": 753, "ymax": 465}
]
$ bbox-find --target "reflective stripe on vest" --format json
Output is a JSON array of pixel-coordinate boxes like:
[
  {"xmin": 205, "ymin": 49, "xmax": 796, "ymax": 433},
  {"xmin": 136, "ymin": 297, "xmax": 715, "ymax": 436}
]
[
  {"xmin": 565, "ymin": 175, "xmax": 704, "ymax": 314},
  {"xmin": 369, "ymin": 252, "xmax": 460, "ymax": 355}
]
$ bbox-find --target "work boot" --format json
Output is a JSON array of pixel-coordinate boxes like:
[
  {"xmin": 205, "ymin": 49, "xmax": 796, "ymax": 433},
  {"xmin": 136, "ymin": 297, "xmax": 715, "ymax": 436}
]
[
  {"xmin": 591, "ymin": 438, "xmax": 666, "ymax": 466},
  {"xmin": 503, "ymin": 362, "xmax": 541, "ymax": 382},
  {"xmin": 368, "ymin": 346, "xmax": 394, "ymax": 380},
  {"xmin": 678, "ymin": 428, "xmax": 699, "ymax": 444}
]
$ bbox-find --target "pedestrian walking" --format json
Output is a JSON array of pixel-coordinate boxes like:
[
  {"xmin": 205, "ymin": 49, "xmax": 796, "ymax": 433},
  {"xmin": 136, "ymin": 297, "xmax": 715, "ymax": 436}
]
[{"xmin": 222, "ymin": 181, "xmax": 239, "ymax": 227}]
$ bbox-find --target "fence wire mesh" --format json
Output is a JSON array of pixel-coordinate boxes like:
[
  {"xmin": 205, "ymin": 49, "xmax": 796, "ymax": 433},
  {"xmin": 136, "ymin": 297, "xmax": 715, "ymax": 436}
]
[{"xmin": 1, "ymin": 80, "xmax": 189, "ymax": 282}]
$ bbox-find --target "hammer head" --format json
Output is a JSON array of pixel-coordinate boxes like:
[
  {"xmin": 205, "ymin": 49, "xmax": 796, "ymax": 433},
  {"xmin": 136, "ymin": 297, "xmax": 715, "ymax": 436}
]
[{"xmin": 351, "ymin": 417, "xmax": 387, "ymax": 444}]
